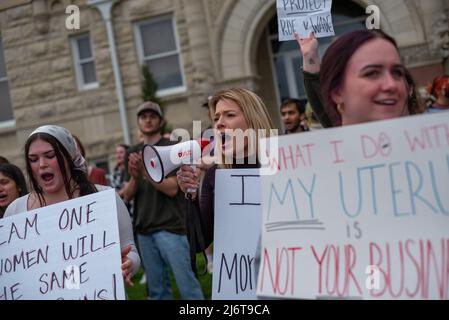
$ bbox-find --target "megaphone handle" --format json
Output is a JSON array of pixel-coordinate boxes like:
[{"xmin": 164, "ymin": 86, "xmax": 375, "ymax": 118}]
[{"xmin": 186, "ymin": 164, "xmax": 197, "ymax": 194}]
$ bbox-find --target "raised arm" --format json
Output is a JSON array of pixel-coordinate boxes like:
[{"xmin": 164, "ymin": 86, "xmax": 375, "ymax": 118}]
[
  {"xmin": 295, "ymin": 32, "xmax": 320, "ymax": 73},
  {"xmin": 294, "ymin": 32, "xmax": 334, "ymax": 128}
]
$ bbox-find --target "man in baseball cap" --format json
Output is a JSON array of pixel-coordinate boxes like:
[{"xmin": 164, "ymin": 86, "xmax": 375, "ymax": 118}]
[{"xmin": 122, "ymin": 102, "xmax": 204, "ymax": 300}]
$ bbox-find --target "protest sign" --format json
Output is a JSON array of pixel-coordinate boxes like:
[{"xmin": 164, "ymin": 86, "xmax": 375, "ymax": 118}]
[
  {"xmin": 212, "ymin": 169, "xmax": 261, "ymax": 300},
  {"xmin": 0, "ymin": 189, "xmax": 125, "ymax": 300},
  {"xmin": 257, "ymin": 113, "xmax": 449, "ymax": 299},
  {"xmin": 277, "ymin": 0, "xmax": 335, "ymax": 41}
]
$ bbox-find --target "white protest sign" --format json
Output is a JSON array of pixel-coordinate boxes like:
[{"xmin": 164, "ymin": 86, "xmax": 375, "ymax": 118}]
[
  {"xmin": 257, "ymin": 113, "xmax": 449, "ymax": 300},
  {"xmin": 212, "ymin": 169, "xmax": 261, "ymax": 300},
  {"xmin": 277, "ymin": 0, "xmax": 334, "ymax": 41},
  {"xmin": 0, "ymin": 189, "xmax": 125, "ymax": 300}
]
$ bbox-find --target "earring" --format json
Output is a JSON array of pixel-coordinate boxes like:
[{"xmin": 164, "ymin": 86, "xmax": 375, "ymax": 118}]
[{"xmin": 337, "ymin": 103, "xmax": 344, "ymax": 114}]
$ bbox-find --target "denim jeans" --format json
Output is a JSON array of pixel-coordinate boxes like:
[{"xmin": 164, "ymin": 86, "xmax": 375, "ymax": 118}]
[{"xmin": 137, "ymin": 231, "xmax": 204, "ymax": 300}]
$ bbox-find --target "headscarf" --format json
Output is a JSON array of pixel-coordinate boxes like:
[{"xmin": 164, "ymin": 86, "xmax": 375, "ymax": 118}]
[{"xmin": 29, "ymin": 125, "xmax": 87, "ymax": 173}]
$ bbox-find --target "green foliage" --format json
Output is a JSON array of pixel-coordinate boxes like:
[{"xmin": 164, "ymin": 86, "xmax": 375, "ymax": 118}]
[
  {"xmin": 140, "ymin": 64, "xmax": 171, "ymax": 134},
  {"xmin": 141, "ymin": 64, "xmax": 163, "ymax": 106}
]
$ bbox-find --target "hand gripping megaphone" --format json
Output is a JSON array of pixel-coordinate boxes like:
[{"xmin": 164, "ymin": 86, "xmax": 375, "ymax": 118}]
[{"xmin": 142, "ymin": 139, "xmax": 211, "ymax": 184}]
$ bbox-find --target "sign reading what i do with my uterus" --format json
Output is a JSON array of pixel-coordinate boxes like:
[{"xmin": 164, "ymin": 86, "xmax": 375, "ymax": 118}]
[
  {"xmin": 212, "ymin": 169, "xmax": 261, "ymax": 300},
  {"xmin": 0, "ymin": 189, "xmax": 125, "ymax": 300},
  {"xmin": 257, "ymin": 113, "xmax": 449, "ymax": 300},
  {"xmin": 277, "ymin": 0, "xmax": 334, "ymax": 41}
]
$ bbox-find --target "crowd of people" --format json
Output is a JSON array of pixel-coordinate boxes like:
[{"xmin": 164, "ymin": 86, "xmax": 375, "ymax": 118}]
[{"xmin": 1, "ymin": 28, "xmax": 448, "ymax": 300}]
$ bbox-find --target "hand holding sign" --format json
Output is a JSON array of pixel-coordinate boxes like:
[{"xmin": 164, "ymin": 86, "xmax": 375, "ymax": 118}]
[
  {"xmin": 277, "ymin": 0, "xmax": 335, "ymax": 41},
  {"xmin": 121, "ymin": 245, "xmax": 134, "ymax": 287}
]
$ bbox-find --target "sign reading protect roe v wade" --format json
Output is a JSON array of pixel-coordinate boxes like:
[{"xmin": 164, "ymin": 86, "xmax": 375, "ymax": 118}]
[
  {"xmin": 0, "ymin": 189, "xmax": 125, "ymax": 300},
  {"xmin": 277, "ymin": 0, "xmax": 335, "ymax": 41},
  {"xmin": 213, "ymin": 170, "xmax": 261, "ymax": 300},
  {"xmin": 257, "ymin": 113, "xmax": 449, "ymax": 300}
]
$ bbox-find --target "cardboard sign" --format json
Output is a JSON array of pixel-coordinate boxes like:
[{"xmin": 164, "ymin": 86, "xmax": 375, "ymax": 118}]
[
  {"xmin": 0, "ymin": 189, "xmax": 125, "ymax": 300},
  {"xmin": 257, "ymin": 113, "xmax": 449, "ymax": 300},
  {"xmin": 212, "ymin": 169, "xmax": 261, "ymax": 300},
  {"xmin": 277, "ymin": 0, "xmax": 335, "ymax": 41}
]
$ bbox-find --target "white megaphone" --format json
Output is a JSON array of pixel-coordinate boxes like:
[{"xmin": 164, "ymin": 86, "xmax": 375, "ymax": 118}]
[{"xmin": 142, "ymin": 139, "xmax": 211, "ymax": 185}]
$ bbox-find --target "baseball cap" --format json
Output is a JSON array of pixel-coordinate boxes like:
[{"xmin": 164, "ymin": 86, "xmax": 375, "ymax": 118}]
[{"xmin": 137, "ymin": 101, "xmax": 163, "ymax": 118}]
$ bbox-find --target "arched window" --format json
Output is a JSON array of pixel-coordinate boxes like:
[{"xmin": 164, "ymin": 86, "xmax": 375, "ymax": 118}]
[{"xmin": 269, "ymin": 0, "xmax": 367, "ymax": 105}]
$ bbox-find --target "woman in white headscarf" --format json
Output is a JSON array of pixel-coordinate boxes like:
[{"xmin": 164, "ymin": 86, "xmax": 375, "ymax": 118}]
[{"xmin": 4, "ymin": 125, "xmax": 140, "ymax": 288}]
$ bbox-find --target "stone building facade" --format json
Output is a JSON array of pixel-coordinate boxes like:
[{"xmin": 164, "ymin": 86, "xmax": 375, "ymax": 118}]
[{"xmin": 0, "ymin": 0, "xmax": 448, "ymax": 172}]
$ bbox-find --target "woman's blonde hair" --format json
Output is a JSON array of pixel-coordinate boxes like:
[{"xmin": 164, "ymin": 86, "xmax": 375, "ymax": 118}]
[{"xmin": 208, "ymin": 88, "xmax": 276, "ymax": 169}]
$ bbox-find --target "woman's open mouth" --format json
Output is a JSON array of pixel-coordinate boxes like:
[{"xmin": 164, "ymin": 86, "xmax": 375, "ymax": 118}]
[
  {"xmin": 373, "ymin": 99, "xmax": 398, "ymax": 106},
  {"xmin": 0, "ymin": 193, "xmax": 9, "ymax": 206},
  {"xmin": 40, "ymin": 173, "xmax": 55, "ymax": 184},
  {"xmin": 220, "ymin": 133, "xmax": 232, "ymax": 150}
]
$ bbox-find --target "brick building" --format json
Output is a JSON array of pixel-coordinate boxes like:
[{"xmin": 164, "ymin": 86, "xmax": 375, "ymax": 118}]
[{"xmin": 0, "ymin": 0, "xmax": 448, "ymax": 172}]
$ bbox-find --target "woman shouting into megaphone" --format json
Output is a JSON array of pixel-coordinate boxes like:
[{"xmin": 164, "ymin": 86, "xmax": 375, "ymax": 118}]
[{"xmin": 177, "ymin": 88, "xmax": 276, "ymax": 267}]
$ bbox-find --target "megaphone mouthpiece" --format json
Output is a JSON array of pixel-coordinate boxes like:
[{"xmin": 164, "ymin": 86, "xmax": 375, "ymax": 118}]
[{"xmin": 198, "ymin": 139, "xmax": 211, "ymax": 152}]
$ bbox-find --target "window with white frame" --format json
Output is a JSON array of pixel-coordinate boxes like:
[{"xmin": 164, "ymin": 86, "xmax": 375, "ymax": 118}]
[
  {"xmin": 0, "ymin": 36, "xmax": 15, "ymax": 127},
  {"xmin": 135, "ymin": 15, "xmax": 186, "ymax": 96},
  {"xmin": 70, "ymin": 33, "xmax": 98, "ymax": 90}
]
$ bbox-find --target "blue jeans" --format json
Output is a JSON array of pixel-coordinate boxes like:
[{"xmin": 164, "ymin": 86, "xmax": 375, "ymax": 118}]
[{"xmin": 137, "ymin": 231, "xmax": 204, "ymax": 300}]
